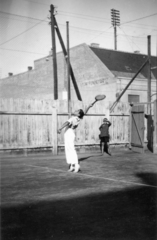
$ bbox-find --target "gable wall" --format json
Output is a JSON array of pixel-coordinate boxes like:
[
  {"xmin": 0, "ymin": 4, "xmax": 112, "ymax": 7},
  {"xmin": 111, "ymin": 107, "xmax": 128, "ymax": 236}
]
[
  {"xmin": 0, "ymin": 44, "xmax": 117, "ymax": 102},
  {"xmin": 1, "ymin": 44, "xmax": 155, "ymax": 103}
]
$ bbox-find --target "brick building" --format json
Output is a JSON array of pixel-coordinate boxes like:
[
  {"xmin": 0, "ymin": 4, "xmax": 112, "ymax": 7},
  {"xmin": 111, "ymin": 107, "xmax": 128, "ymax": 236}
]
[{"xmin": 0, "ymin": 43, "xmax": 156, "ymax": 103}]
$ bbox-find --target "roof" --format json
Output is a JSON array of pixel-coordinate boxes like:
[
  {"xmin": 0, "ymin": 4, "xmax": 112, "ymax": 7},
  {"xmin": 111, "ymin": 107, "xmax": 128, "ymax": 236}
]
[{"xmin": 90, "ymin": 47, "xmax": 157, "ymax": 79}]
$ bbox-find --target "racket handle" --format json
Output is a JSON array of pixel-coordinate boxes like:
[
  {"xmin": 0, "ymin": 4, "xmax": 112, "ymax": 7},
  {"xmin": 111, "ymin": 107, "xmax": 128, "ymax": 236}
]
[
  {"xmin": 91, "ymin": 100, "xmax": 97, "ymax": 106},
  {"xmin": 85, "ymin": 100, "xmax": 97, "ymax": 115}
]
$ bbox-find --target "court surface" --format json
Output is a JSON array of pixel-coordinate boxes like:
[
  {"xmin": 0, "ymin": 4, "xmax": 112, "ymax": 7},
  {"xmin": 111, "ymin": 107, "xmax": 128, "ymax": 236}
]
[{"xmin": 1, "ymin": 148, "xmax": 157, "ymax": 240}]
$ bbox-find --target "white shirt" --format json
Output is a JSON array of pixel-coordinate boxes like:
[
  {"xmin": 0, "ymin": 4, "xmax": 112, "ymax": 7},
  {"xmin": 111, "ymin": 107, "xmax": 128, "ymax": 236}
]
[{"xmin": 67, "ymin": 116, "xmax": 81, "ymax": 130}]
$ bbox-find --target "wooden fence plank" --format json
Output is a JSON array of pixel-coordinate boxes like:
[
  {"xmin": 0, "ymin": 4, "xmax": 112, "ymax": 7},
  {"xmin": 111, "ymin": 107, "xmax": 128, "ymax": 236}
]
[{"xmin": 0, "ymin": 98, "xmax": 132, "ymax": 151}]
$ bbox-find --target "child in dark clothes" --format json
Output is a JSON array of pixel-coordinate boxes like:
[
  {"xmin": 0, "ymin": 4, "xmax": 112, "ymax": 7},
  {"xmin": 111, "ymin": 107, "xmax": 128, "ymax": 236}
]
[{"xmin": 99, "ymin": 118, "xmax": 111, "ymax": 155}]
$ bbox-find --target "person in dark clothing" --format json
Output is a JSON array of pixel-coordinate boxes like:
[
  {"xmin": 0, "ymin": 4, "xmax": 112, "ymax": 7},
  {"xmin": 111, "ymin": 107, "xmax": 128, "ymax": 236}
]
[{"xmin": 99, "ymin": 118, "xmax": 111, "ymax": 155}]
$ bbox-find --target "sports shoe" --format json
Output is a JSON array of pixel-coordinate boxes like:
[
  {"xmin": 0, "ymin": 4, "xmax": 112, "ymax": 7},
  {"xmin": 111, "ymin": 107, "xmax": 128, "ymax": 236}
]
[
  {"xmin": 73, "ymin": 164, "xmax": 80, "ymax": 173},
  {"xmin": 68, "ymin": 164, "xmax": 75, "ymax": 172}
]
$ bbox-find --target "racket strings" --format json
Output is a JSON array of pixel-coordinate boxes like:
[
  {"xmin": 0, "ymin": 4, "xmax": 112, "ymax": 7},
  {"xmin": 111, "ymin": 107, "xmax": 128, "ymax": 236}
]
[{"xmin": 95, "ymin": 95, "xmax": 106, "ymax": 101}]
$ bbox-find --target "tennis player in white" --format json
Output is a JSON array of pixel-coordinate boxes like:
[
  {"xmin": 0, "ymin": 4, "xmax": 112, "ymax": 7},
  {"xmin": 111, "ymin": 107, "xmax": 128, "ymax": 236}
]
[{"xmin": 58, "ymin": 104, "xmax": 93, "ymax": 173}]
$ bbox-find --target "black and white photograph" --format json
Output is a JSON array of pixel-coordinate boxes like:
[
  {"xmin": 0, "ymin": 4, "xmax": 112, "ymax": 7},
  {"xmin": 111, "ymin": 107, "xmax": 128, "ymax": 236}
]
[{"xmin": 0, "ymin": 0, "xmax": 157, "ymax": 239}]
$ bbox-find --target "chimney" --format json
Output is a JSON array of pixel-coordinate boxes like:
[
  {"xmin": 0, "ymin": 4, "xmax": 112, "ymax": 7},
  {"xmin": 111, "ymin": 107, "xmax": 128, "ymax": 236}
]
[
  {"xmin": 91, "ymin": 43, "xmax": 100, "ymax": 48},
  {"xmin": 49, "ymin": 49, "xmax": 52, "ymax": 56},
  {"xmin": 28, "ymin": 66, "xmax": 32, "ymax": 71},
  {"xmin": 134, "ymin": 50, "xmax": 140, "ymax": 54},
  {"xmin": 8, "ymin": 72, "xmax": 13, "ymax": 76}
]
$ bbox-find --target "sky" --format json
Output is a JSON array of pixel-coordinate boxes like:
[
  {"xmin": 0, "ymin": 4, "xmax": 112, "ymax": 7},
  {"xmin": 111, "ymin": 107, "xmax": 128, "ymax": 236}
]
[{"xmin": 0, "ymin": 0, "xmax": 157, "ymax": 78}]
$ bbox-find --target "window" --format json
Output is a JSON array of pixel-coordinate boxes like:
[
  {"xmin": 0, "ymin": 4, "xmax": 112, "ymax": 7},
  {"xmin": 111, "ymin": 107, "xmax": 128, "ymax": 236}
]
[{"xmin": 128, "ymin": 94, "xmax": 140, "ymax": 103}]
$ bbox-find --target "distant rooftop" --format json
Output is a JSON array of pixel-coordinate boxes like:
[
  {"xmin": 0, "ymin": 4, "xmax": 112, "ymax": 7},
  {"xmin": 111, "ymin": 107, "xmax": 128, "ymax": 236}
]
[{"xmin": 90, "ymin": 46, "xmax": 157, "ymax": 79}]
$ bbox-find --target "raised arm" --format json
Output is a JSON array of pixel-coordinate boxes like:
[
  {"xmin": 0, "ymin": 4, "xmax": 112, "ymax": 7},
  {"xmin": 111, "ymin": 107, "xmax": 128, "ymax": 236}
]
[{"xmin": 84, "ymin": 103, "xmax": 94, "ymax": 115}]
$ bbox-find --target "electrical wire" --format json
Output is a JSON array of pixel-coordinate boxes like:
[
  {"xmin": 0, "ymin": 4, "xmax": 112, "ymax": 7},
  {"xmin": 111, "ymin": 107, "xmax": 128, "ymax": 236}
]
[
  {"xmin": 121, "ymin": 13, "xmax": 157, "ymax": 25},
  {"xmin": 0, "ymin": 17, "xmax": 47, "ymax": 46},
  {"xmin": 14, "ymin": 0, "xmax": 157, "ymax": 30},
  {"xmin": 1, "ymin": 9, "xmax": 156, "ymax": 54},
  {"xmin": 87, "ymin": 26, "xmax": 113, "ymax": 42},
  {"xmin": 1, "ymin": 12, "xmax": 155, "ymax": 40},
  {"xmin": 0, "ymin": 47, "xmax": 46, "ymax": 55},
  {"xmin": 118, "ymin": 26, "xmax": 141, "ymax": 52},
  {"xmin": 0, "ymin": 11, "xmax": 49, "ymax": 23},
  {"xmin": 1, "ymin": 10, "xmax": 153, "ymax": 43},
  {"xmin": 58, "ymin": 10, "xmax": 157, "ymax": 29},
  {"xmin": 1, "ymin": 10, "xmax": 157, "ymax": 30}
]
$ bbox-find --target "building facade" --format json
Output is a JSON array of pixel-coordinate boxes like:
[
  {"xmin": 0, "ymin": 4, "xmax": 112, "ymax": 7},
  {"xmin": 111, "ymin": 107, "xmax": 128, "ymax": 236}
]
[{"xmin": 0, "ymin": 43, "xmax": 156, "ymax": 104}]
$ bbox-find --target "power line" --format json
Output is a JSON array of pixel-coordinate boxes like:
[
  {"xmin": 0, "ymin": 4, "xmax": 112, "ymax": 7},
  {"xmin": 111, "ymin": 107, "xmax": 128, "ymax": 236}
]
[
  {"xmin": 48, "ymin": 21, "xmax": 157, "ymax": 41},
  {"xmin": 0, "ymin": 47, "xmax": 46, "ymax": 55},
  {"xmin": 58, "ymin": 11, "xmax": 110, "ymax": 23},
  {"xmin": 0, "ymin": 11, "xmax": 109, "ymax": 33},
  {"xmin": 1, "ymin": 12, "xmax": 156, "ymax": 38},
  {"xmin": 118, "ymin": 26, "xmax": 140, "ymax": 52},
  {"xmin": 1, "ymin": 20, "xmax": 155, "ymax": 49},
  {"xmin": 0, "ymin": 10, "xmax": 150, "ymax": 35},
  {"xmin": 87, "ymin": 26, "xmax": 113, "ymax": 42},
  {"xmin": 121, "ymin": 23, "xmax": 157, "ymax": 32},
  {"xmin": 0, "ymin": 11, "xmax": 49, "ymax": 23},
  {"xmin": 1, "ymin": 10, "xmax": 157, "ymax": 49},
  {"xmin": 58, "ymin": 10, "xmax": 157, "ymax": 29},
  {"xmin": 1, "ymin": 11, "xmax": 152, "ymax": 41},
  {"xmin": 121, "ymin": 13, "xmax": 157, "ymax": 25},
  {"xmin": 0, "ymin": 17, "xmax": 47, "ymax": 46},
  {"xmin": 12, "ymin": 0, "xmax": 157, "ymax": 29},
  {"xmin": 0, "ymin": 15, "xmax": 48, "ymax": 26},
  {"xmin": 1, "ymin": 10, "xmax": 157, "ymax": 30}
]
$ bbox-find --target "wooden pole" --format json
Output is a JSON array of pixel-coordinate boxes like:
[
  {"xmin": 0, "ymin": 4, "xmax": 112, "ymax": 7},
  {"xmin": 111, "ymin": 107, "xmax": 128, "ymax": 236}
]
[
  {"xmin": 52, "ymin": 106, "xmax": 57, "ymax": 154},
  {"xmin": 66, "ymin": 21, "xmax": 71, "ymax": 118},
  {"xmin": 114, "ymin": 26, "xmax": 117, "ymax": 50},
  {"xmin": 53, "ymin": 16, "xmax": 82, "ymax": 101},
  {"xmin": 147, "ymin": 35, "xmax": 151, "ymax": 114},
  {"xmin": 154, "ymin": 37, "xmax": 157, "ymax": 153},
  {"xmin": 110, "ymin": 58, "xmax": 149, "ymax": 112},
  {"xmin": 129, "ymin": 106, "xmax": 132, "ymax": 150},
  {"xmin": 50, "ymin": 4, "xmax": 58, "ymax": 100},
  {"xmin": 154, "ymin": 100, "xmax": 157, "ymax": 153}
]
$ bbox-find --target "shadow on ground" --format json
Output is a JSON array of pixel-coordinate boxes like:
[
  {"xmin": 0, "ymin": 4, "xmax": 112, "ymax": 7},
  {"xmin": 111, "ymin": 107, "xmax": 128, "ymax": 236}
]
[
  {"xmin": 136, "ymin": 172, "xmax": 157, "ymax": 187},
  {"xmin": 79, "ymin": 156, "xmax": 95, "ymax": 162},
  {"xmin": 1, "ymin": 173, "xmax": 157, "ymax": 240}
]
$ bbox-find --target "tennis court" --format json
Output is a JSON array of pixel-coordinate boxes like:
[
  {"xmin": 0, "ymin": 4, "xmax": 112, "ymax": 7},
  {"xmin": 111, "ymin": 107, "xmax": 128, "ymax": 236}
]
[{"xmin": 1, "ymin": 148, "xmax": 157, "ymax": 240}]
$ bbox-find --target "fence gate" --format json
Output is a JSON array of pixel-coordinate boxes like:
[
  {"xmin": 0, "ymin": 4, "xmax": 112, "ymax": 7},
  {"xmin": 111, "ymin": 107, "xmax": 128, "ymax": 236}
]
[{"xmin": 131, "ymin": 105, "xmax": 145, "ymax": 153}]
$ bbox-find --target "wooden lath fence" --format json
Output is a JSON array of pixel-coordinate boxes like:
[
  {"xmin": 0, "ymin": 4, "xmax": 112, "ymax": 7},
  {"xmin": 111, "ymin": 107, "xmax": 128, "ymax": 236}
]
[{"xmin": 0, "ymin": 98, "xmax": 131, "ymax": 153}]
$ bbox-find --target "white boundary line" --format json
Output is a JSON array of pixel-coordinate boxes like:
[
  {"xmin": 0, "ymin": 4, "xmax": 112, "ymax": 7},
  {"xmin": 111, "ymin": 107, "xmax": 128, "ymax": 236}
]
[{"xmin": 24, "ymin": 164, "xmax": 157, "ymax": 189}]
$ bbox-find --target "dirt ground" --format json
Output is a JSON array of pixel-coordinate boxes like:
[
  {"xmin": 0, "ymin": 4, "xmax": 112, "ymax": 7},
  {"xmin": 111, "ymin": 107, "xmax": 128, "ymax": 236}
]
[{"xmin": 1, "ymin": 147, "xmax": 157, "ymax": 240}]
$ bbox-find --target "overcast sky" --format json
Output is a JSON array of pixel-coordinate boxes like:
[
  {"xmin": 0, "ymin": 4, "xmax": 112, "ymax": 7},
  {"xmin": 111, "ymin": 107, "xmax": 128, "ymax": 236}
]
[{"xmin": 0, "ymin": 0, "xmax": 157, "ymax": 78}]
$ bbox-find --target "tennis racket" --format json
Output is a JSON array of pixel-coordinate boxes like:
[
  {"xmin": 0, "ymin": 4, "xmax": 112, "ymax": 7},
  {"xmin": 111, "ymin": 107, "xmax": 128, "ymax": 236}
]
[{"xmin": 91, "ymin": 94, "xmax": 106, "ymax": 105}]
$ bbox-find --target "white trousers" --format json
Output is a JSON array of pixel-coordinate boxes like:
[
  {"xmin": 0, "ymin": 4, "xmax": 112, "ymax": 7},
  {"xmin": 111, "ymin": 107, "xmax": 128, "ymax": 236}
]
[{"xmin": 64, "ymin": 128, "xmax": 79, "ymax": 165}]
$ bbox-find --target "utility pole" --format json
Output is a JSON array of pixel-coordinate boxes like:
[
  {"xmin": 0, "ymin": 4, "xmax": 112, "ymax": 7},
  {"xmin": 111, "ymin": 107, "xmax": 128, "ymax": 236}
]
[
  {"xmin": 53, "ymin": 17, "xmax": 82, "ymax": 101},
  {"xmin": 66, "ymin": 21, "xmax": 71, "ymax": 117},
  {"xmin": 111, "ymin": 9, "xmax": 120, "ymax": 50},
  {"xmin": 147, "ymin": 35, "xmax": 151, "ymax": 114},
  {"xmin": 50, "ymin": 4, "xmax": 58, "ymax": 100}
]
